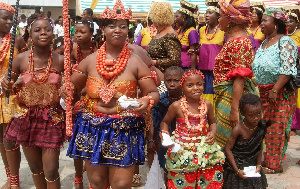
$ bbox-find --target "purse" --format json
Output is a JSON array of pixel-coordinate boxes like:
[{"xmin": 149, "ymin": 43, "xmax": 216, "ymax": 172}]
[{"xmin": 278, "ymin": 37, "xmax": 300, "ymax": 91}]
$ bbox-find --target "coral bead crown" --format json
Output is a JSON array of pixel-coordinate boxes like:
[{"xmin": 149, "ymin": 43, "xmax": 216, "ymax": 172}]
[{"xmin": 101, "ymin": 0, "xmax": 132, "ymax": 20}]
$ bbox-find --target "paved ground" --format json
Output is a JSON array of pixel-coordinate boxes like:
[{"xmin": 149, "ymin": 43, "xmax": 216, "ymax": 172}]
[{"xmin": 1, "ymin": 132, "xmax": 300, "ymax": 189}]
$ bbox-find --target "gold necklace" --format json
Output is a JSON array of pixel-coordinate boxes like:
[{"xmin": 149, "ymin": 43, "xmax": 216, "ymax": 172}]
[
  {"xmin": 288, "ymin": 27, "xmax": 298, "ymax": 36},
  {"xmin": 242, "ymin": 120, "xmax": 257, "ymax": 131}
]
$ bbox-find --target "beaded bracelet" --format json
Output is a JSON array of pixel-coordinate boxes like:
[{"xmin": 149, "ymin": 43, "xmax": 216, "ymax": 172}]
[
  {"xmin": 236, "ymin": 169, "xmax": 241, "ymax": 176},
  {"xmin": 142, "ymin": 95, "xmax": 154, "ymax": 111}
]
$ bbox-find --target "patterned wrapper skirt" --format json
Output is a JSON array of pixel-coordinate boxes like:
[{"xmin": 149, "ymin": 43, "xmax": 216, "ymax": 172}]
[
  {"xmin": 214, "ymin": 78, "xmax": 259, "ymax": 147},
  {"xmin": 201, "ymin": 70, "xmax": 215, "ymax": 108},
  {"xmin": 4, "ymin": 106, "xmax": 66, "ymax": 150},
  {"xmin": 258, "ymin": 83, "xmax": 297, "ymax": 169},
  {"xmin": 67, "ymin": 112, "xmax": 145, "ymax": 167}
]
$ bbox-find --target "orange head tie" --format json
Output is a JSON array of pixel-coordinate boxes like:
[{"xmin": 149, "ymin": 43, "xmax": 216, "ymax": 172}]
[
  {"xmin": 0, "ymin": 2, "xmax": 15, "ymax": 14},
  {"xmin": 101, "ymin": 0, "xmax": 132, "ymax": 20}
]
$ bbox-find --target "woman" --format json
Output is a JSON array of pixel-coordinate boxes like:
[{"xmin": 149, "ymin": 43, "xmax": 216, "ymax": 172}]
[
  {"xmin": 0, "ymin": 3, "xmax": 27, "ymax": 188},
  {"xmin": 2, "ymin": 18, "xmax": 65, "ymax": 188},
  {"xmin": 252, "ymin": 8, "xmax": 298, "ymax": 174},
  {"xmin": 134, "ymin": 17, "xmax": 157, "ymax": 49},
  {"xmin": 70, "ymin": 19, "xmax": 97, "ymax": 189},
  {"xmin": 248, "ymin": 6, "xmax": 265, "ymax": 52},
  {"xmin": 174, "ymin": 0, "xmax": 199, "ymax": 69},
  {"xmin": 214, "ymin": 0, "xmax": 259, "ymax": 148},
  {"xmin": 64, "ymin": 0, "xmax": 159, "ymax": 188},
  {"xmin": 147, "ymin": 1, "xmax": 181, "ymax": 73},
  {"xmin": 198, "ymin": 4, "xmax": 225, "ymax": 106},
  {"xmin": 285, "ymin": 11, "xmax": 300, "ymax": 136}
]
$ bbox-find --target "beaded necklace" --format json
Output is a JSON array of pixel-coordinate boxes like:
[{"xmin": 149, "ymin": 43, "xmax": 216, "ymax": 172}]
[
  {"xmin": 28, "ymin": 46, "xmax": 53, "ymax": 84},
  {"xmin": 0, "ymin": 33, "xmax": 11, "ymax": 68},
  {"xmin": 249, "ymin": 25, "xmax": 260, "ymax": 37},
  {"xmin": 288, "ymin": 27, "xmax": 298, "ymax": 36},
  {"xmin": 205, "ymin": 24, "xmax": 220, "ymax": 40},
  {"xmin": 95, "ymin": 41, "xmax": 132, "ymax": 104},
  {"xmin": 180, "ymin": 96, "xmax": 207, "ymax": 132},
  {"xmin": 177, "ymin": 27, "xmax": 188, "ymax": 41},
  {"xmin": 76, "ymin": 41, "xmax": 95, "ymax": 64},
  {"xmin": 242, "ymin": 120, "xmax": 257, "ymax": 131}
]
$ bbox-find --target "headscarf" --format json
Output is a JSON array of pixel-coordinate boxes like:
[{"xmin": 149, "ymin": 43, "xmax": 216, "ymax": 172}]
[
  {"xmin": 265, "ymin": 7, "xmax": 289, "ymax": 23},
  {"xmin": 218, "ymin": 0, "xmax": 251, "ymax": 25},
  {"xmin": 0, "ymin": 2, "xmax": 15, "ymax": 14}
]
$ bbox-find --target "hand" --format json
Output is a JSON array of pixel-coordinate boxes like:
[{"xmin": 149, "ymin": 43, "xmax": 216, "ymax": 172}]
[
  {"xmin": 205, "ymin": 131, "xmax": 216, "ymax": 145},
  {"xmin": 134, "ymin": 97, "xmax": 149, "ymax": 114},
  {"xmin": 229, "ymin": 108, "xmax": 239, "ymax": 127},
  {"xmin": 1, "ymin": 77, "xmax": 14, "ymax": 93},
  {"xmin": 187, "ymin": 49, "xmax": 196, "ymax": 56},
  {"xmin": 256, "ymin": 165, "xmax": 262, "ymax": 173},
  {"xmin": 237, "ymin": 169, "xmax": 247, "ymax": 179},
  {"xmin": 59, "ymin": 83, "xmax": 74, "ymax": 101},
  {"xmin": 268, "ymin": 90, "xmax": 277, "ymax": 106}
]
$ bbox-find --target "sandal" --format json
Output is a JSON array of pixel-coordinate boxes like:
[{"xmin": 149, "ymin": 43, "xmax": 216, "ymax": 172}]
[
  {"xmin": 263, "ymin": 166, "xmax": 283, "ymax": 174},
  {"xmin": 132, "ymin": 173, "xmax": 142, "ymax": 187}
]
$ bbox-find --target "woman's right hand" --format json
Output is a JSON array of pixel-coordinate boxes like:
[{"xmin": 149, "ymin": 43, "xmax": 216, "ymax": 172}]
[
  {"xmin": 229, "ymin": 108, "xmax": 239, "ymax": 127},
  {"xmin": 237, "ymin": 169, "xmax": 247, "ymax": 179},
  {"xmin": 268, "ymin": 90, "xmax": 277, "ymax": 106},
  {"xmin": 1, "ymin": 78, "xmax": 14, "ymax": 92},
  {"xmin": 59, "ymin": 83, "xmax": 74, "ymax": 101}
]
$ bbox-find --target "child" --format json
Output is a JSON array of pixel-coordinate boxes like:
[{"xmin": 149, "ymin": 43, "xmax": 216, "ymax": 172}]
[
  {"xmin": 160, "ymin": 69, "xmax": 225, "ymax": 189},
  {"xmin": 53, "ymin": 36, "xmax": 64, "ymax": 55},
  {"xmin": 223, "ymin": 94, "xmax": 269, "ymax": 189},
  {"xmin": 2, "ymin": 18, "xmax": 65, "ymax": 189},
  {"xmin": 150, "ymin": 66, "xmax": 184, "ymax": 184}
]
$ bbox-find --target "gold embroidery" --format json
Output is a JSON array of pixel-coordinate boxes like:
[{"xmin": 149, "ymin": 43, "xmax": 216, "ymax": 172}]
[
  {"xmin": 102, "ymin": 139, "xmax": 128, "ymax": 160},
  {"xmin": 75, "ymin": 132, "xmax": 96, "ymax": 153}
]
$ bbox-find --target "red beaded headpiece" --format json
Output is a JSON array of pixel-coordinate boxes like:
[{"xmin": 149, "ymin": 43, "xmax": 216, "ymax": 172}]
[
  {"xmin": 0, "ymin": 2, "xmax": 15, "ymax": 14},
  {"xmin": 180, "ymin": 70, "xmax": 205, "ymax": 86},
  {"xmin": 101, "ymin": 0, "xmax": 132, "ymax": 20}
]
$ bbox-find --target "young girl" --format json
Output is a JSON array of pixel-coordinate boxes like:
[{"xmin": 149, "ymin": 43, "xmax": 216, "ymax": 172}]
[
  {"xmin": 160, "ymin": 69, "xmax": 224, "ymax": 189},
  {"xmin": 2, "ymin": 18, "xmax": 65, "ymax": 189},
  {"xmin": 223, "ymin": 94, "xmax": 269, "ymax": 189},
  {"xmin": 70, "ymin": 19, "xmax": 97, "ymax": 189},
  {"xmin": 0, "ymin": 3, "xmax": 27, "ymax": 188}
]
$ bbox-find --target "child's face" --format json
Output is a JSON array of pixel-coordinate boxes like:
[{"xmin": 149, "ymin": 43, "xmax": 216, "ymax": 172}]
[
  {"xmin": 182, "ymin": 74, "xmax": 204, "ymax": 100},
  {"xmin": 75, "ymin": 23, "xmax": 93, "ymax": 44},
  {"xmin": 241, "ymin": 104, "xmax": 262, "ymax": 126},
  {"xmin": 164, "ymin": 71, "xmax": 182, "ymax": 93}
]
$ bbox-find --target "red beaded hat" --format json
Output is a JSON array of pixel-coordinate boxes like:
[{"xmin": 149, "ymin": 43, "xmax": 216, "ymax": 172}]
[
  {"xmin": 101, "ymin": 0, "xmax": 132, "ymax": 20},
  {"xmin": 0, "ymin": 2, "xmax": 15, "ymax": 14}
]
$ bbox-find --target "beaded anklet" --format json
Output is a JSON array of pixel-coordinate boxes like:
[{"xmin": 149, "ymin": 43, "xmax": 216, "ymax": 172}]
[
  {"xmin": 75, "ymin": 175, "xmax": 83, "ymax": 184},
  {"xmin": 5, "ymin": 167, "xmax": 10, "ymax": 178},
  {"xmin": 10, "ymin": 174, "xmax": 19, "ymax": 187}
]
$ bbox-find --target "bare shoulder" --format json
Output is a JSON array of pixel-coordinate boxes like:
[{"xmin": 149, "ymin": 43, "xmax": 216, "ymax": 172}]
[
  {"xmin": 204, "ymin": 99, "xmax": 212, "ymax": 106},
  {"xmin": 52, "ymin": 52, "xmax": 64, "ymax": 72}
]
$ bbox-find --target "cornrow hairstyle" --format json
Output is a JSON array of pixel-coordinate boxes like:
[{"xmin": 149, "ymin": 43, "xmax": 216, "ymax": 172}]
[
  {"xmin": 76, "ymin": 19, "xmax": 94, "ymax": 34},
  {"xmin": 239, "ymin": 93, "xmax": 262, "ymax": 113}
]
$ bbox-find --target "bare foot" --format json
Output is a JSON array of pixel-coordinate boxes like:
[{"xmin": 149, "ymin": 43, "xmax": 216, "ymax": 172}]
[
  {"xmin": 75, "ymin": 183, "xmax": 83, "ymax": 189},
  {"xmin": 0, "ymin": 180, "xmax": 10, "ymax": 189}
]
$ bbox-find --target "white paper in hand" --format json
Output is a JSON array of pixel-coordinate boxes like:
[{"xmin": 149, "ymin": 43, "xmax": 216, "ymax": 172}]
[
  {"xmin": 117, "ymin": 95, "xmax": 141, "ymax": 109},
  {"xmin": 171, "ymin": 143, "xmax": 181, "ymax": 153},
  {"xmin": 60, "ymin": 98, "xmax": 66, "ymax": 110},
  {"xmin": 161, "ymin": 133, "xmax": 174, "ymax": 147},
  {"xmin": 243, "ymin": 166, "xmax": 261, "ymax": 177}
]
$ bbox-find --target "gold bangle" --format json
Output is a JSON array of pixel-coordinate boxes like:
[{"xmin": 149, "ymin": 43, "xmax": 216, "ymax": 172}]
[{"xmin": 271, "ymin": 89, "xmax": 277, "ymax": 93}]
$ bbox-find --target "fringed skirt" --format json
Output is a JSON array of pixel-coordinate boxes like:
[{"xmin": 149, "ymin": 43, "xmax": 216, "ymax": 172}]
[
  {"xmin": 4, "ymin": 106, "xmax": 66, "ymax": 150},
  {"xmin": 258, "ymin": 83, "xmax": 297, "ymax": 169},
  {"xmin": 67, "ymin": 112, "xmax": 145, "ymax": 167}
]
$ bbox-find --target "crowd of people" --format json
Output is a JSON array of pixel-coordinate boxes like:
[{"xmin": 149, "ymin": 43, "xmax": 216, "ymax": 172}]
[{"xmin": 0, "ymin": 0, "xmax": 299, "ymax": 188}]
